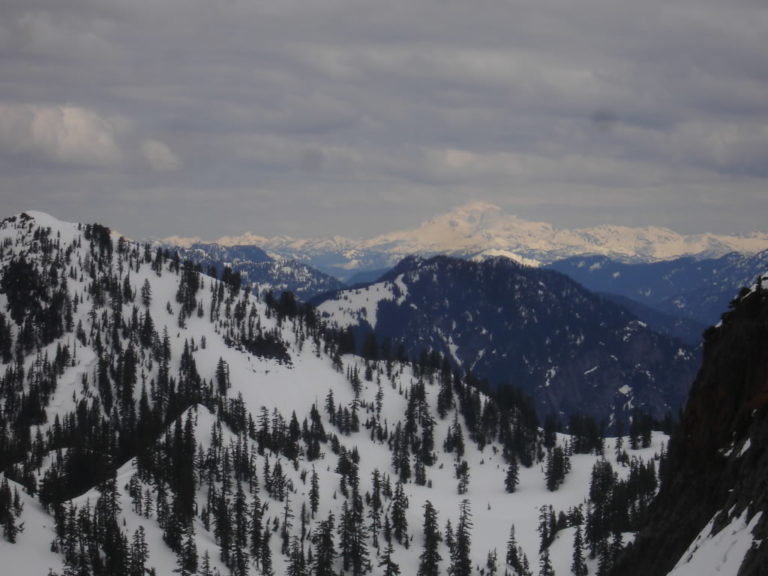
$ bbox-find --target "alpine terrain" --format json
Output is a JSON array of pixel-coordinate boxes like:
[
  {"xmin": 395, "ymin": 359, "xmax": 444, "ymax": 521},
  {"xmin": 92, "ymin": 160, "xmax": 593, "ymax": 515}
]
[{"xmin": 0, "ymin": 212, "xmax": 669, "ymax": 576}]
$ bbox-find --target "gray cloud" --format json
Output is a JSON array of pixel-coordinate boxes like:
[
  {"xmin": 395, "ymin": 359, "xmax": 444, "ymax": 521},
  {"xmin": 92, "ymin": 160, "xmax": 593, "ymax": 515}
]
[
  {"xmin": 0, "ymin": 0, "xmax": 766, "ymax": 239},
  {"xmin": 141, "ymin": 139, "xmax": 181, "ymax": 172}
]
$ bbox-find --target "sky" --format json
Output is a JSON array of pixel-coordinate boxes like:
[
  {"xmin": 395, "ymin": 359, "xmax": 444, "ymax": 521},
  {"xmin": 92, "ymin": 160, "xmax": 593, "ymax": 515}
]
[{"xmin": 1, "ymin": 0, "xmax": 767, "ymax": 241}]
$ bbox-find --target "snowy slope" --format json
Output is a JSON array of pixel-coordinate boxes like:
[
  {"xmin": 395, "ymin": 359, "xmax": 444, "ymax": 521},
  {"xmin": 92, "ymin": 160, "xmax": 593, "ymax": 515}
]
[
  {"xmin": 0, "ymin": 211, "xmax": 668, "ymax": 576},
  {"xmin": 667, "ymin": 509, "xmax": 763, "ymax": 576}
]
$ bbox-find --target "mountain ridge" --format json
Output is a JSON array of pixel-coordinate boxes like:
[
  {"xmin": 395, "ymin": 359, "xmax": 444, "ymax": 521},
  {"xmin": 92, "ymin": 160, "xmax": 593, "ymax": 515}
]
[
  {"xmin": 548, "ymin": 250, "xmax": 768, "ymax": 328},
  {"xmin": 164, "ymin": 202, "xmax": 768, "ymax": 279},
  {"xmin": 316, "ymin": 254, "xmax": 698, "ymax": 424}
]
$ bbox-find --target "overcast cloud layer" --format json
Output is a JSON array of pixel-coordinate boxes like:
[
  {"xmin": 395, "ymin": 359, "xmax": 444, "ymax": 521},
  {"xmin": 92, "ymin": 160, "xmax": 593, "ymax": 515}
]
[{"xmin": 1, "ymin": 0, "xmax": 767, "ymax": 239}]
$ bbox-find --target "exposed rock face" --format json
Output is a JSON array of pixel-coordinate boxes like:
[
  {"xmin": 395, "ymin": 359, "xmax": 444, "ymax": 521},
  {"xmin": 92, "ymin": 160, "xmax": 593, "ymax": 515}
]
[{"xmin": 613, "ymin": 277, "xmax": 768, "ymax": 576}]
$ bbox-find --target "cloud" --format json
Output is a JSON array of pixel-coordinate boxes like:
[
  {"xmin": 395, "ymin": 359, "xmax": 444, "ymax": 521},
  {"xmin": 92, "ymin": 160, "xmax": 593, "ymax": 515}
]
[
  {"xmin": 0, "ymin": 0, "xmax": 767, "ymax": 238},
  {"xmin": 141, "ymin": 139, "xmax": 181, "ymax": 172},
  {"xmin": 0, "ymin": 103, "xmax": 121, "ymax": 166}
]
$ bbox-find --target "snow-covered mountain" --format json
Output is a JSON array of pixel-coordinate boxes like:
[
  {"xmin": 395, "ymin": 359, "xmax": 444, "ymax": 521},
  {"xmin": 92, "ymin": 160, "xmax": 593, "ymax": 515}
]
[
  {"xmin": 316, "ymin": 255, "xmax": 698, "ymax": 424},
  {"xmin": 170, "ymin": 242, "xmax": 346, "ymax": 301},
  {"xmin": 165, "ymin": 202, "xmax": 768, "ymax": 280},
  {"xmin": 0, "ymin": 211, "xmax": 669, "ymax": 576}
]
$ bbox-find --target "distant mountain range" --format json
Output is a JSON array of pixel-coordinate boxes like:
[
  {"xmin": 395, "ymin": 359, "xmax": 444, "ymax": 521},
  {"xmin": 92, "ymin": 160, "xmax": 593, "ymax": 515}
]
[
  {"xmin": 547, "ymin": 250, "xmax": 768, "ymax": 328},
  {"xmin": 165, "ymin": 202, "xmax": 768, "ymax": 280}
]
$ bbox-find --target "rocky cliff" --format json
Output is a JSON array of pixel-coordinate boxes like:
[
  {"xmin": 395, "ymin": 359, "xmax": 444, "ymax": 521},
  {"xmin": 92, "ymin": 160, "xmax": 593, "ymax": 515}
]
[{"xmin": 613, "ymin": 276, "xmax": 768, "ymax": 576}]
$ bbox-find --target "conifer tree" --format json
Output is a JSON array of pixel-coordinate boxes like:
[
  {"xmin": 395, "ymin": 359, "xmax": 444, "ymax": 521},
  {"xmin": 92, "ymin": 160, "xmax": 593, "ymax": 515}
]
[
  {"xmin": 368, "ymin": 469, "xmax": 382, "ymax": 548},
  {"xmin": 312, "ymin": 512, "xmax": 336, "ymax": 576},
  {"xmin": 391, "ymin": 481, "xmax": 409, "ymax": 545},
  {"xmin": 310, "ymin": 466, "xmax": 320, "ymax": 517},
  {"xmin": 179, "ymin": 525, "xmax": 198, "ymax": 576},
  {"xmin": 288, "ymin": 536, "xmax": 308, "ymax": 576},
  {"xmin": 539, "ymin": 546, "xmax": 555, "ymax": 576},
  {"xmin": 451, "ymin": 500, "xmax": 473, "ymax": 576},
  {"xmin": 486, "ymin": 549, "xmax": 498, "ymax": 576},
  {"xmin": 444, "ymin": 519, "xmax": 455, "ymax": 556},
  {"xmin": 129, "ymin": 526, "xmax": 149, "ymax": 576},
  {"xmin": 571, "ymin": 524, "xmax": 588, "ymax": 576},
  {"xmin": 537, "ymin": 505, "xmax": 552, "ymax": 552},
  {"xmin": 417, "ymin": 500, "xmax": 441, "ymax": 576},
  {"xmin": 261, "ymin": 531, "xmax": 275, "ymax": 576},
  {"xmin": 504, "ymin": 458, "xmax": 519, "ymax": 493},
  {"xmin": 249, "ymin": 494, "xmax": 264, "ymax": 569},
  {"xmin": 379, "ymin": 539, "xmax": 400, "ymax": 576},
  {"xmin": 199, "ymin": 550, "xmax": 213, "ymax": 576},
  {"xmin": 455, "ymin": 459, "xmax": 470, "ymax": 494}
]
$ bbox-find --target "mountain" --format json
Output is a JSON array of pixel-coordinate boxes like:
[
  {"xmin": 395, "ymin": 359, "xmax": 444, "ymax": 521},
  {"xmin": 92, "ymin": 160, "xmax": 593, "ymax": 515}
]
[
  {"xmin": 344, "ymin": 268, "xmax": 392, "ymax": 287},
  {"xmin": 597, "ymin": 293, "xmax": 707, "ymax": 347},
  {"xmin": 0, "ymin": 211, "xmax": 667, "ymax": 576},
  {"xmin": 165, "ymin": 202, "xmax": 768, "ymax": 279},
  {"xmin": 612, "ymin": 273, "xmax": 768, "ymax": 576},
  {"xmin": 548, "ymin": 251, "xmax": 768, "ymax": 327},
  {"xmin": 316, "ymin": 255, "xmax": 698, "ymax": 424},
  {"xmin": 174, "ymin": 242, "xmax": 346, "ymax": 301}
]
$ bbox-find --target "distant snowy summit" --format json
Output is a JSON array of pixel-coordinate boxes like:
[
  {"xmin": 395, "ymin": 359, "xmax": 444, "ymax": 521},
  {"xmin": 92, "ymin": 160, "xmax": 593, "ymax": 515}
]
[{"xmin": 165, "ymin": 202, "xmax": 768, "ymax": 280}]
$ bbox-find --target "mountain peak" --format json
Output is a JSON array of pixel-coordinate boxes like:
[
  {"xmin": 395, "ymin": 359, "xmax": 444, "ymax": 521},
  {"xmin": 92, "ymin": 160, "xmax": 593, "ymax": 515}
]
[
  {"xmin": 3, "ymin": 210, "xmax": 64, "ymax": 228},
  {"xmin": 163, "ymin": 203, "xmax": 768, "ymax": 280},
  {"xmin": 438, "ymin": 200, "xmax": 503, "ymax": 222},
  {"xmin": 1, "ymin": 211, "xmax": 81, "ymax": 242}
]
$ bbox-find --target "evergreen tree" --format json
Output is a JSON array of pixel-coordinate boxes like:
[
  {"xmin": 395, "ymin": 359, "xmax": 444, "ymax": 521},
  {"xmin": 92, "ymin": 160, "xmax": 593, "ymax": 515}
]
[
  {"xmin": 418, "ymin": 500, "xmax": 441, "ymax": 576},
  {"xmin": 178, "ymin": 525, "xmax": 198, "ymax": 576},
  {"xmin": 312, "ymin": 513, "xmax": 336, "ymax": 576},
  {"xmin": 129, "ymin": 526, "xmax": 149, "ymax": 576},
  {"xmin": 505, "ymin": 458, "xmax": 519, "ymax": 493},
  {"xmin": 378, "ymin": 540, "xmax": 400, "ymax": 576},
  {"xmin": 199, "ymin": 550, "xmax": 214, "ymax": 576},
  {"xmin": 444, "ymin": 519, "xmax": 455, "ymax": 556},
  {"xmin": 368, "ymin": 469, "xmax": 382, "ymax": 548},
  {"xmin": 486, "ymin": 549, "xmax": 498, "ymax": 576},
  {"xmin": 141, "ymin": 279, "xmax": 152, "ymax": 307},
  {"xmin": 506, "ymin": 524, "xmax": 519, "ymax": 571},
  {"xmin": 537, "ymin": 506, "xmax": 552, "ymax": 552},
  {"xmin": 451, "ymin": 500, "xmax": 472, "ymax": 576},
  {"xmin": 455, "ymin": 459, "xmax": 470, "ymax": 494},
  {"xmin": 310, "ymin": 466, "xmax": 320, "ymax": 517},
  {"xmin": 288, "ymin": 536, "xmax": 308, "ymax": 576},
  {"xmin": 249, "ymin": 495, "xmax": 264, "ymax": 569},
  {"xmin": 261, "ymin": 531, "xmax": 274, "ymax": 576},
  {"xmin": 391, "ymin": 481, "xmax": 409, "ymax": 545},
  {"xmin": 571, "ymin": 524, "xmax": 588, "ymax": 576},
  {"xmin": 538, "ymin": 546, "xmax": 555, "ymax": 576},
  {"xmin": 545, "ymin": 446, "xmax": 569, "ymax": 492}
]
